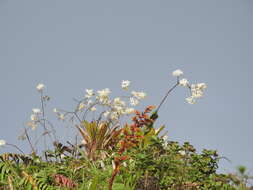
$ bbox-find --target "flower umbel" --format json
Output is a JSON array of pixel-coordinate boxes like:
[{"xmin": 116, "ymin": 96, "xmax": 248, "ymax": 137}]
[
  {"xmin": 97, "ymin": 88, "xmax": 111, "ymax": 104},
  {"xmin": 85, "ymin": 89, "xmax": 94, "ymax": 98},
  {"xmin": 32, "ymin": 108, "xmax": 41, "ymax": 114},
  {"xmin": 185, "ymin": 82, "xmax": 207, "ymax": 104},
  {"xmin": 0, "ymin": 139, "xmax": 6, "ymax": 147},
  {"xmin": 121, "ymin": 80, "xmax": 131, "ymax": 90},
  {"xmin": 36, "ymin": 83, "xmax": 45, "ymax": 91},
  {"xmin": 179, "ymin": 78, "xmax": 189, "ymax": 87},
  {"xmin": 130, "ymin": 97, "xmax": 139, "ymax": 106},
  {"xmin": 172, "ymin": 69, "xmax": 183, "ymax": 77},
  {"xmin": 131, "ymin": 91, "xmax": 147, "ymax": 100}
]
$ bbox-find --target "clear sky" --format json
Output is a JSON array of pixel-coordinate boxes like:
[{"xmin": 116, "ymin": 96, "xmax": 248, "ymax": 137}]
[{"xmin": 1, "ymin": 0, "xmax": 253, "ymax": 173}]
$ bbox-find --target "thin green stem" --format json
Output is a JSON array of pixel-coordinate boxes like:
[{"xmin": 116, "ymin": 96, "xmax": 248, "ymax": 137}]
[{"xmin": 156, "ymin": 82, "xmax": 179, "ymax": 113}]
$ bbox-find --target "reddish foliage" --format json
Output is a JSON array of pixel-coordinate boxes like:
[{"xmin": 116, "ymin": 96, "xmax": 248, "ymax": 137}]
[
  {"xmin": 118, "ymin": 106, "xmax": 155, "ymax": 155},
  {"xmin": 53, "ymin": 174, "xmax": 77, "ymax": 189},
  {"xmin": 109, "ymin": 106, "xmax": 156, "ymax": 190}
]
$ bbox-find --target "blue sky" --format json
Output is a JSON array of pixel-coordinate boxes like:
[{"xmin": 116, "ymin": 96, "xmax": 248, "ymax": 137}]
[{"xmin": 1, "ymin": 0, "xmax": 253, "ymax": 173}]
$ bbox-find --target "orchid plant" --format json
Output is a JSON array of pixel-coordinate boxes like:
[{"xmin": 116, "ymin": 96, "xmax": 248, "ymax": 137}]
[{"xmin": 0, "ymin": 69, "xmax": 207, "ymax": 156}]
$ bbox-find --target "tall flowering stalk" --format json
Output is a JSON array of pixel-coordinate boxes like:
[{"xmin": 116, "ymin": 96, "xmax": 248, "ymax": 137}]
[
  {"xmin": 108, "ymin": 69, "xmax": 207, "ymax": 189},
  {"xmin": 156, "ymin": 69, "xmax": 207, "ymax": 112}
]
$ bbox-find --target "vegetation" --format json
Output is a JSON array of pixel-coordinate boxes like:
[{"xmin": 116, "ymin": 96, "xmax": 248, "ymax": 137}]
[{"xmin": 0, "ymin": 70, "xmax": 252, "ymax": 189}]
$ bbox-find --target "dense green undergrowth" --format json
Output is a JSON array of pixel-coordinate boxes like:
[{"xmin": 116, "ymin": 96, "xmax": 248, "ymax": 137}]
[{"xmin": 0, "ymin": 135, "xmax": 252, "ymax": 190}]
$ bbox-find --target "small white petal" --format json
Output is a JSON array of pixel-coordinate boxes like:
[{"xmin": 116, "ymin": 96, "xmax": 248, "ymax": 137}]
[
  {"xmin": 162, "ymin": 135, "xmax": 168, "ymax": 141},
  {"xmin": 131, "ymin": 91, "xmax": 147, "ymax": 100},
  {"xmin": 36, "ymin": 83, "xmax": 45, "ymax": 91},
  {"xmin": 103, "ymin": 111, "xmax": 110, "ymax": 118},
  {"xmin": 130, "ymin": 97, "xmax": 139, "ymax": 106},
  {"xmin": 121, "ymin": 80, "xmax": 131, "ymax": 90},
  {"xmin": 186, "ymin": 96, "xmax": 196, "ymax": 104},
  {"xmin": 124, "ymin": 108, "xmax": 135, "ymax": 115},
  {"xmin": 0, "ymin": 140, "xmax": 6, "ymax": 146},
  {"xmin": 113, "ymin": 97, "xmax": 126, "ymax": 106},
  {"xmin": 197, "ymin": 83, "xmax": 207, "ymax": 89},
  {"xmin": 78, "ymin": 103, "xmax": 85, "ymax": 110},
  {"xmin": 32, "ymin": 108, "xmax": 41, "ymax": 114},
  {"xmin": 179, "ymin": 78, "xmax": 189, "ymax": 87},
  {"xmin": 172, "ymin": 69, "xmax": 183, "ymax": 77},
  {"xmin": 85, "ymin": 89, "xmax": 94, "ymax": 98},
  {"xmin": 179, "ymin": 150, "xmax": 186, "ymax": 156},
  {"xmin": 30, "ymin": 114, "xmax": 38, "ymax": 121}
]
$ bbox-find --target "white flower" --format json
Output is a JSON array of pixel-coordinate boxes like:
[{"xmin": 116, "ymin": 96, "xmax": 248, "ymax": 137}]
[
  {"xmin": 0, "ymin": 139, "xmax": 6, "ymax": 146},
  {"xmin": 179, "ymin": 150, "xmax": 186, "ymax": 156},
  {"xmin": 137, "ymin": 92, "xmax": 147, "ymax": 99},
  {"xmin": 130, "ymin": 97, "xmax": 139, "ymax": 106},
  {"xmin": 186, "ymin": 96, "xmax": 196, "ymax": 104},
  {"xmin": 162, "ymin": 135, "xmax": 168, "ymax": 141},
  {"xmin": 97, "ymin": 88, "xmax": 111, "ymax": 104},
  {"xmin": 190, "ymin": 83, "xmax": 207, "ymax": 99},
  {"xmin": 191, "ymin": 84, "xmax": 196, "ymax": 89},
  {"xmin": 179, "ymin": 78, "xmax": 189, "ymax": 87},
  {"xmin": 85, "ymin": 89, "xmax": 94, "ymax": 98},
  {"xmin": 113, "ymin": 97, "xmax": 125, "ymax": 107},
  {"xmin": 114, "ymin": 106, "xmax": 124, "ymax": 115},
  {"xmin": 197, "ymin": 83, "xmax": 207, "ymax": 89},
  {"xmin": 192, "ymin": 90, "xmax": 203, "ymax": 98},
  {"xmin": 121, "ymin": 80, "xmax": 131, "ymax": 90},
  {"xmin": 78, "ymin": 103, "xmax": 85, "ymax": 110},
  {"xmin": 172, "ymin": 69, "xmax": 183, "ymax": 77},
  {"xmin": 60, "ymin": 154, "xmax": 66, "ymax": 159},
  {"xmin": 103, "ymin": 111, "xmax": 110, "ymax": 118},
  {"xmin": 131, "ymin": 91, "xmax": 147, "ymax": 100},
  {"xmin": 30, "ymin": 114, "xmax": 38, "ymax": 121},
  {"xmin": 26, "ymin": 121, "xmax": 37, "ymax": 130},
  {"xmin": 162, "ymin": 135, "xmax": 168, "ymax": 147},
  {"xmin": 90, "ymin": 107, "xmax": 96, "ymax": 112},
  {"xmin": 124, "ymin": 108, "xmax": 135, "ymax": 115},
  {"xmin": 36, "ymin": 83, "xmax": 45, "ymax": 91},
  {"xmin": 97, "ymin": 88, "xmax": 111, "ymax": 98},
  {"xmin": 32, "ymin": 108, "xmax": 41, "ymax": 114},
  {"xmin": 110, "ymin": 112, "xmax": 118, "ymax": 121}
]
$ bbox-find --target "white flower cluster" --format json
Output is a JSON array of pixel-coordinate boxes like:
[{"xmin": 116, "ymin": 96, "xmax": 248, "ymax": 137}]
[
  {"xmin": 36, "ymin": 83, "xmax": 45, "ymax": 92},
  {"xmin": 0, "ymin": 139, "xmax": 6, "ymax": 147},
  {"xmin": 172, "ymin": 69, "xmax": 207, "ymax": 104},
  {"xmin": 27, "ymin": 83, "xmax": 52, "ymax": 130},
  {"xmin": 54, "ymin": 80, "xmax": 146, "ymax": 123},
  {"xmin": 27, "ymin": 108, "xmax": 42, "ymax": 130},
  {"xmin": 97, "ymin": 88, "xmax": 111, "ymax": 104},
  {"xmin": 121, "ymin": 80, "xmax": 130, "ymax": 90}
]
